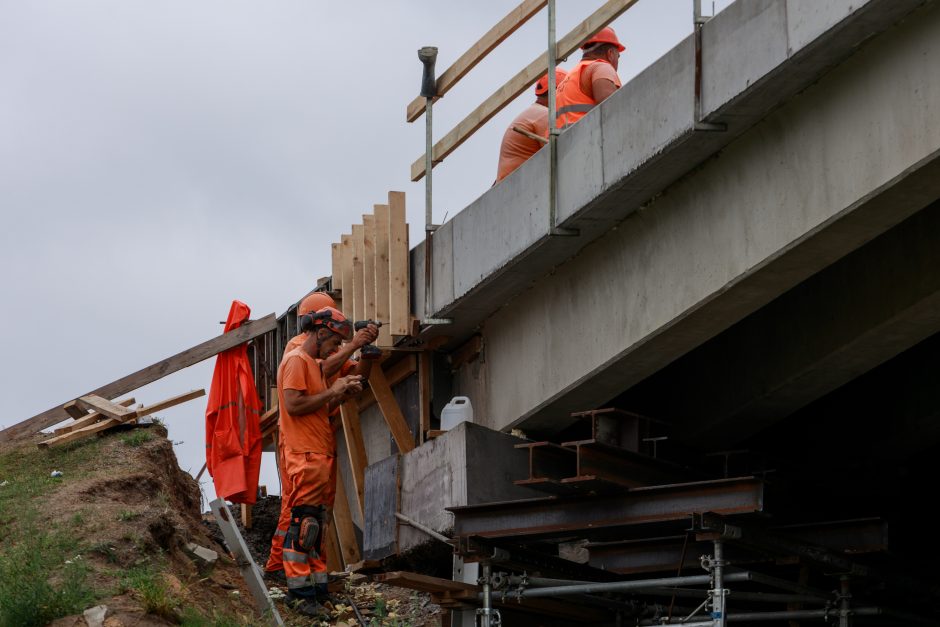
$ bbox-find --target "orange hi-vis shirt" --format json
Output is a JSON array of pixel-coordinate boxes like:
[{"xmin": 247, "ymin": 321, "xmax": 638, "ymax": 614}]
[
  {"xmin": 277, "ymin": 347, "xmax": 335, "ymax": 455},
  {"xmin": 283, "ymin": 333, "xmax": 357, "ymax": 382},
  {"xmin": 496, "ymin": 103, "xmax": 549, "ymax": 182},
  {"xmin": 555, "ymin": 58, "xmax": 621, "ymax": 129}
]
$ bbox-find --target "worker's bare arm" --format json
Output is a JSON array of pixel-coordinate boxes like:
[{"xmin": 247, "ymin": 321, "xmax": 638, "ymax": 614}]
[
  {"xmin": 284, "ymin": 375, "xmax": 363, "ymax": 415},
  {"xmin": 592, "ymin": 78, "xmax": 618, "ymax": 104},
  {"xmin": 321, "ymin": 324, "xmax": 379, "ymax": 378}
]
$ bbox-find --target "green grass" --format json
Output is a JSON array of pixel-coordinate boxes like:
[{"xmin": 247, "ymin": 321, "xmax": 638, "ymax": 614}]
[
  {"xmin": 180, "ymin": 606, "xmax": 244, "ymax": 627},
  {"xmin": 117, "ymin": 509, "xmax": 141, "ymax": 522},
  {"xmin": 120, "ymin": 431, "xmax": 153, "ymax": 447},
  {"xmin": 0, "ymin": 439, "xmax": 103, "ymax": 626},
  {"xmin": 120, "ymin": 564, "xmax": 180, "ymax": 622}
]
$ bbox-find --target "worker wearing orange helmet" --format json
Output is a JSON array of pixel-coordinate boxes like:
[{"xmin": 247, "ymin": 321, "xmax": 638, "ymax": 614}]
[
  {"xmin": 276, "ymin": 306, "xmax": 368, "ymax": 617},
  {"xmin": 264, "ymin": 293, "xmax": 377, "ymax": 602},
  {"xmin": 495, "ymin": 67, "xmax": 568, "ymax": 183},
  {"xmin": 555, "ymin": 26, "xmax": 624, "ymax": 129}
]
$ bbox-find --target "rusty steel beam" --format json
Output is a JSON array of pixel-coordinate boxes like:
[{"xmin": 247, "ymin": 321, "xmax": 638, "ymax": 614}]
[{"xmin": 450, "ymin": 477, "xmax": 764, "ymax": 541}]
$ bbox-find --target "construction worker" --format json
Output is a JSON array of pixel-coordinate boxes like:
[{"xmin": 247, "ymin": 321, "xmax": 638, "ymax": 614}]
[
  {"xmin": 495, "ymin": 68, "xmax": 568, "ymax": 183},
  {"xmin": 264, "ymin": 294, "xmax": 377, "ymax": 593},
  {"xmin": 277, "ymin": 306, "xmax": 365, "ymax": 617},
  {"xmin": 555, "ymin": 26, "xmax": 624, "ymax": 130}
]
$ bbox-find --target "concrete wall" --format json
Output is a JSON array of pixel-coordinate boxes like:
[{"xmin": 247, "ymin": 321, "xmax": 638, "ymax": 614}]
[{"xmin": 473, "ymin": 1, "xmax": 940, "ymax": 432}]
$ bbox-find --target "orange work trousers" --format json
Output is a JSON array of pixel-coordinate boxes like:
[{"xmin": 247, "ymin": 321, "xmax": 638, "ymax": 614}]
[{"xmin": 281, "ymin": 450, "xmax": 336, "ymax": 594}]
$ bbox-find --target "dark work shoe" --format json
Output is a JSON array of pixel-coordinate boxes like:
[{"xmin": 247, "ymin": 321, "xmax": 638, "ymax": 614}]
[
  {"xmin": 287, "ymin": 597, "xmax": 330, "ymax": 619},
  {"xmin": 263, "ymin": 569, "xmax": 286, "ymax": 585}
]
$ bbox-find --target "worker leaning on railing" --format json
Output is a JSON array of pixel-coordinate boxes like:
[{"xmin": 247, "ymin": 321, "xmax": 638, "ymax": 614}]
[{"xmin": 555, "ymin": 26, "xmax": 624, "ymax": 130}]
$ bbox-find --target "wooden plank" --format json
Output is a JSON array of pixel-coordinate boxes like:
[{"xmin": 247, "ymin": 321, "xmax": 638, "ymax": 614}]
[
  {"xmin": 259, "ymin": 404, "xmax": 280, "ymax": 438},
  {"xmin": 340, "ymin": 402, "xmax": 368, "ymax": 520},
  {"xmin": 373, "ymin": 203, "xmax": 392, "ymax": 347},
  {"xmin": 405, "ymin": 0, "xmax": 548, "ymax": 122},
  {"xmin": 419, "ymin": 351, "xmax": 432, "ymax": 444},
  {"xmin": 76, "ymin": 395, "xmax": 138, "ymax": 421},
  {"xmin": 54, "ymin": 398, "xmax": 136, "ymax": 435},
  {"xmin": 340, "ymin": 234, "xmax": 354, "ymax": 319},
  {"xmin": 332, "ymin": 470, "xmax": 362, "ymax": 566},
  {"xmin": 38, "ymin": 417, "xmax": 124, "ymax": 449},
  {"xmin": 136, "ymin": 389, "xmax": 205, "ymax": 417},
  {"xmin": 388, "ymin": 191, "xmax": 410, "ymax": 336},
  {"xmin": 241, "ymin": 503, "xmax": 252, "ymax": 529},
  {"xmin": 351, "ymin": 224, "xmax": 365, "ymax": 323},
  {"xmin": 356, "ymin": 354, "xmax": 417, "ymax": 413},
  {"xmin": 3, "ymin": 313, "xmax": 277, "ymax": 442},
  {"xmin": 331, "ymin": 242, "xmax": 344, "ymax": 313},
  {"xmin": 369, "ymin": 367, "xmax": 415, "ymax": 454},
  {"xmin": 410, "ymin": 0, "xmax": 639, "ymax": 181},
  {"xmin": 63, "ymin": 401, "xmax": 88, "ymax": 420},
  {"xmin": 375, "ymin": 571, "xmax": 478, "ymax": 594},
  {"xmin": 449, "ymin": 334, "xmax": 483, "ymax": 370},
  {"xmin": 362, "ymin": 214, "xmax": 377, "ymax": 322},
  {"xmin": 325, "ymin": 519, "xmax": 343, "ymax": 573}
]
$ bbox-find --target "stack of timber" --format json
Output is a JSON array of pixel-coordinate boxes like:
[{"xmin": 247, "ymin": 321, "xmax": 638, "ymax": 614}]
[
  {"xmin": 331, "ymin": 191, "xmax": 411, "ymax": 347},
  {"xmin": 38, "ymin": 390, "xmax": 205, "ymax": 449}
]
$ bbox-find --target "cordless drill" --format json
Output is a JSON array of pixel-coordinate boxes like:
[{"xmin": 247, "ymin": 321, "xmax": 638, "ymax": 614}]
[{"xmin": 355, "ymin": 320, "xmax": 383, "ymax": 360}]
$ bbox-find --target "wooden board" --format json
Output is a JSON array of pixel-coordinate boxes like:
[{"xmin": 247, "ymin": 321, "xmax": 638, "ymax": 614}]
[
  {"xmin": 356, "ymin": 354, "xmax": 417, "ymax": 413},
  {"xmin": 332, "ymin": 471, "xmax": 362, "ymax": 567},
  {"xmin": 325, "ymin": 521, "xmax": 343, "ymax": 573},
  {"xmin": 388, "ymin": 191, "xmax": 410, "ymax": 335},
  {"xmin": 76, "ymin": 395, "xmax": 138, "ymax": 421},
  {"xmin": 340, "ymin": 402, "xmax": 368, "ymax": 519},
  {"xmin": 137, "ymin": 389, "xmax": 205, "ymax": 417},
  {"xmin": 369, "ymin": 367, "xmax": 415, "ymax": 454},
  {"xmin": 63, "ymin": 401, "xmax": 88, "ymax": 420},
  {"xmin": 2, "ymin": 313, "xmax": 277, "ymax": 442},
  {"xmin": 362, "ymin": 214, "xmax": 377, "ymax": 322},
  {"xmin": 373, "ymin": 203, "xmax": 392, "ymax": 346},
  {"xmin": 340, "ymin": 234, "xmax": 354, "ymax": 319},
  {"xmin": 351, "ymin": 224, "xmax": 365, "ymax": 323},
  {"xmin": 54, "ymin": 398, "xmax": 135, "ymax": 435},
  {"xmin": 363, "ymin": 454, "xmax": 400, "ymax": 561},
  {"xmin": 374, "ymin": 571, "xmax": 478, "ymax": 594},
  {"xmin": 331, "ymin": 242, "xmax": 344, "ymax": 313},
  {"xmin": 410, "ymin": 0, "xmax": 640, "ymax": 181},
  {"xmin": 405, "ymin": 0, "xmax": 548, "ymax": 122}
]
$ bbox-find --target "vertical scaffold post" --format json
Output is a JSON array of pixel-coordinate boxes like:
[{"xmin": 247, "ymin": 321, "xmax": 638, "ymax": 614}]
[
  {"xmin": 547, "ymin": 0, "xmax": 577, "ymax": 237},
  {"xmin": 711, "ymin": 539, "xmax": 728, "ymax": 627},
  {"xmin": 693, "ymin": 0, "xmax": 725, "ymax": 132}
]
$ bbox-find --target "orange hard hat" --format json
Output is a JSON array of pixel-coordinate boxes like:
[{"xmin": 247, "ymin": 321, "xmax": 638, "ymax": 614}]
[
  {"xmin": 298, "ymin": 292, "xmax": 337, "ymax": 316},
  {"xmin": 535, "ymin": 68, "xmax": 568, "ymax": 96},
  {"xmin": 308, "ymin": 306, "xmax": 353, "ymax": 340},
  {"xmin": 581, "ymin": 26, "xmax": 625, "ymax": 53}
]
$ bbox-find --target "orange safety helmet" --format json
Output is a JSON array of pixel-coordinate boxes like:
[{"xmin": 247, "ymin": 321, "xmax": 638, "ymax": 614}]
[
  {"xmin": 535, "ymin": 68, "xmax": 569, "ymax": 96},
  {"xmin": 581, "ymin": 26, "xmax": 625, "ymax": 53},
  {"xmin": 298, "ymin": 291, "xmax": 337, "ymax": 316},
  {"xmin": 303, "ymin": 306, "xmax": 353, "ymax": 340}
]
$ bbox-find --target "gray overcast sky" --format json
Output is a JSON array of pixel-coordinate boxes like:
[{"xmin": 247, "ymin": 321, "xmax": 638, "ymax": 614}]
[{"xmin": 0, "ymin": 0, "xmax": 732, "ymax": 500}]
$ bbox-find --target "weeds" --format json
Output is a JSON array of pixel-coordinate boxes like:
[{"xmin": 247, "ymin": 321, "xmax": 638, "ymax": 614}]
[
  {"xmin": 117, "ymin": 509, "xmax": 141, "ymax": 522},
  {"xmin": 120, "ymin": 431, "xmax": 153, "ymax": 447},
  {"xmin": 180, "ymin": 606, "xmax": 245, "ymax": 626},
  {"xmin": 121, "ymin": 564, "xmax": 180, "ymax": 621}
]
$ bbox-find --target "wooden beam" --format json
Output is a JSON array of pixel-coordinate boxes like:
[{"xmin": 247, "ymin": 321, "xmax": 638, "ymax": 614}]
[
  {"xmin": 388, "ymin": 191, "xmax": 410, "ymax": 336},
  {"xmin": 369, "ymin": 367, "xmax": 415, "ymax": 454},
  {"xmin": 419, "ymin": 351, "xmax": 432, "ymax": 444},
  {"xmin": 411, "ymin": 0, "xmax": 639, "ymax": 181},
  {"xmin": 449, "ymin": 334, "xmax": 483, "ymax": 370},
  {"xmin": 331, "ymin": 242, "xmax": 344, "ymax": 313},
  {"xmin": 340, "ymin": 402, "xmax": 368, "ymax": 520},
  {"xmin": 405, "ymin": 0, "xmax": 548, "ymax": 123},
  {"xmin": 373, "ymin": 571, "xmax": 477, "ymax": 595},
  {"xmin": 136, "ymin": 389, "xmax": 206, "ymax": 417},
  {"xmin": 352, "ymin": 224, "xmax": 365, "ymax": 323},
  {"xmin": 341, "ymin": 234, "xmax": 354, "ymax": 319},
  {"xmin": 63, "ymin": 401, "xmax": 88, "ymax": 420},
  {"xmin": 362, "ymin": 214, "xmax": 377, "ymax": 322},
  {"xmin": 54, "ymin": 398, "xmax": 135, "ymax": 435},
  {"xmin": 325, "ymin": 519, "xmax": 343, "ymax": 573},
  {"xmin": 332, "ymin": 470, "xmax": 362, "ymax": 566},
  {"xmin": 241, "ymin": 503, "xmax": 252, "ymax": 529},
  {"xmin": 373, "ymin": 203, "xmax": 392, "ymax": 347},
  {"xmin": 3, "ymin": 313, "xmax": 277, "ymax": 442},
  {"xmin": 76, "ymin": 395, "xmax": 138, "ymax": 421},
  {"xmin": 356, "ymin": 354, "xmax": 417, "ymax": 413}
]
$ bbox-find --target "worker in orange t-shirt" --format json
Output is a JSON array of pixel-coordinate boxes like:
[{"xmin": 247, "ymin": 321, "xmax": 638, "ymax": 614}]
[
  {"xmin": 277, "ymin": 306, "xmax": 369, "ymax": 617},
  {"xmin": 555, "ymin": 27, "xmax": 624, "ymax": 130},
  {"xmin": 264, "ymin": 293, "xmax": 377, "ymax": 581},
  {"xmin": 495, "ymin": 68, "xmax": 568, "ymax": 183}
]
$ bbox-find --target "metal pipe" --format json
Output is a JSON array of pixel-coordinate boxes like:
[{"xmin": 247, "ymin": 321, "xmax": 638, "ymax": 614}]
[
  {"xmin": 547, "ymin": 0, "xmax": 558, "ymax": 232},
  {"xmin": 485, "ymin": 571, "xmax": 751, "ymax": 600},
  {"xmin": 640, "ymin": 607, "xmax": 887, "ymax": 625},
  {"xmin": 477, "ymin": 562, "xmax": 501, "ymax": 627},
  {"xmin": 418, "ymin": 46, "xmax": 438, "ymax": 321},
  {"xmin": 395, "ymin": 512, "xmax": 451, "ymax": 544},
  {"xmin": 711, "ymin": 540, "xmax": 727, "ymax": 627},
  {"xmin": 838, "ymin": 575, "xmax": 852, "ymax": 627}
]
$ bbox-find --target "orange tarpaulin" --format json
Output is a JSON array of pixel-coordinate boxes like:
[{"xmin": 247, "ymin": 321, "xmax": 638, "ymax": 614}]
[{"xmin": 205, "ymin": 300, "xmax": 263, "ymax": 504}]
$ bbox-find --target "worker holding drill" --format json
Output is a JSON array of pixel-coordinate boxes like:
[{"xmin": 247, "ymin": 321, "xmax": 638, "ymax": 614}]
[
  {"xmin": 555, "ymin": 27, "xmax": 624, "ymax": 129},
  {"xmin": 266, "ymin": 294, "xmax": 378, "ymax": 616}
]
